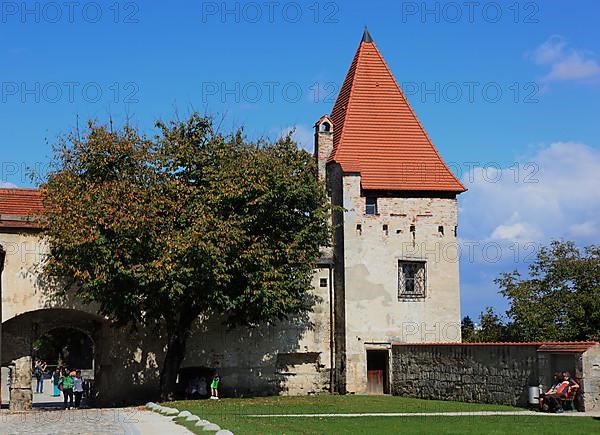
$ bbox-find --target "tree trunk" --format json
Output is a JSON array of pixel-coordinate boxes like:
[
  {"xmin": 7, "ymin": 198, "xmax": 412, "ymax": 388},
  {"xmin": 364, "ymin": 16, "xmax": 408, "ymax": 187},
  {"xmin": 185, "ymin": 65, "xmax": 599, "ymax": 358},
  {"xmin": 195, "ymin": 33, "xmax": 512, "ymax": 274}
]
[{"xmin": 159, "ymin": 315, "xmax": 194, "ymax": 401}]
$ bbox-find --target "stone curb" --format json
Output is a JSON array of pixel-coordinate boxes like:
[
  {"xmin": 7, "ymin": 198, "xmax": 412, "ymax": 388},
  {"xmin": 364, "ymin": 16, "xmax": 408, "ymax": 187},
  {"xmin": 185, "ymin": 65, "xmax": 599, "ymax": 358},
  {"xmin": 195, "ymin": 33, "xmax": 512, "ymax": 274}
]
[{"xmin": 146, "ymin": 402, "xmax": 234, "ymax": 434}]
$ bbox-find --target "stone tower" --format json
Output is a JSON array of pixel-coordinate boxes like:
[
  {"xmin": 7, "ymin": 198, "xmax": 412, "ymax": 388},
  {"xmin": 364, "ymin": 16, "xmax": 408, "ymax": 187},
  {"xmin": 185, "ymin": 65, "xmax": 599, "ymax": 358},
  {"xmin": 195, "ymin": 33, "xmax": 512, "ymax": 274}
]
[{"xmin": 315, "ymin": 28, "xmax": 466, "ymax": 394}]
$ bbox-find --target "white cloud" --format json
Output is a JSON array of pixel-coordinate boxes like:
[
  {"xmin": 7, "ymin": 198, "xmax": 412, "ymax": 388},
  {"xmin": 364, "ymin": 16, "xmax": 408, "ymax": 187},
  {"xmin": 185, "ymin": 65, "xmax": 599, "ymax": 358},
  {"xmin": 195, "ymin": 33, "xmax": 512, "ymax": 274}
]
[
  {"xmin": 459, "ymin": 142, "xmax": 600, "ymax": 317},
  {"xmin": 460, "ymin": 142, "xmax": 600, "ymax": 245},
  {"xmin": 0, "ymin": 181, "xmax": 17, "ymax": 188},
  {"xmin": 569, "ymin": 221, "xmax": 599, "ymax": 238},
  {"xmin": 490, "ymin": 222, "xmax": 542, "ymax": 243},
  {"xmin": 528, "ymin": 36, "xmax": 600, "ymax": 82},
  {"xmin": 530, "ymin": 35, "xmax": 567, "ymax": 65},
  {"xmin": 546, "ymin": 52, "xmax": 600, "ymax": 81}
]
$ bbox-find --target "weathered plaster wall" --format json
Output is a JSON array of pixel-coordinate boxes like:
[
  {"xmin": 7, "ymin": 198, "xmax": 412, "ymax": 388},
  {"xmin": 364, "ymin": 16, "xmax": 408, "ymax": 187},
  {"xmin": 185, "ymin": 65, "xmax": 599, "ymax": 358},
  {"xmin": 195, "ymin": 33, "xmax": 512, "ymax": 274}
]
[
  {"xmin": 339, "ymin": 173, "xmax": 461, "ymax": 393},
  {"xmin": 1, "ymin": 232, "xmax": 51, "ymax": 321},
  {"xmin": 181, "ymin": 266, "xmax": 333, "ymax": 396}
]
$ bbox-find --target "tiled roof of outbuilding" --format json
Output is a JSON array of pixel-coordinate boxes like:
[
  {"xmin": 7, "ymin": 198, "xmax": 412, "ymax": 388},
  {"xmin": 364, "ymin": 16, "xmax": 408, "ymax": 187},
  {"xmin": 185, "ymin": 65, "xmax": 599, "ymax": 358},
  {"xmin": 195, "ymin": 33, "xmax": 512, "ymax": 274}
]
[
  {"xmin": 0, "ymin": 188, "xmax": 43, "ymax": 228},
  {"xmin": 393, "ymin": 341, "xmax": 599, "ymax": 353}
]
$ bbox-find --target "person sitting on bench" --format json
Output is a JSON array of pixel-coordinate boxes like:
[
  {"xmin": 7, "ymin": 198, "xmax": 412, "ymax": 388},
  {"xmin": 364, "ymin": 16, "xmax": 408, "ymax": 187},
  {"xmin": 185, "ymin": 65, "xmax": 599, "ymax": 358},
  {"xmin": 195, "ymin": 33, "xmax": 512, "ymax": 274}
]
[
  {"xmin": 540, "ymin": 372, "xmax": 570, "ymax": 413},
  {"xmin": 560, "ymin": 371, "xmax": 579, "ymax": 411}
]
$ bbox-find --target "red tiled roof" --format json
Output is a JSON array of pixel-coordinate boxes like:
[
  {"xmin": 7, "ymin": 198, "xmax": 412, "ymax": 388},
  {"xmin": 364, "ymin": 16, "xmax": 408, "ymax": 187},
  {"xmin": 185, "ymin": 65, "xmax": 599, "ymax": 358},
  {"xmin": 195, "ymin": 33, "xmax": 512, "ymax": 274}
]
[
  {"xmin": 0, "ymin": 188, "xmax": 43, "ymax": 228},
  {"xmin": 329, "ymin": 34, "xmax": 466, "ymax": 193},
  {"xmin": 537, "ymin": 343, "xmax": 598, "ymax": 353}
]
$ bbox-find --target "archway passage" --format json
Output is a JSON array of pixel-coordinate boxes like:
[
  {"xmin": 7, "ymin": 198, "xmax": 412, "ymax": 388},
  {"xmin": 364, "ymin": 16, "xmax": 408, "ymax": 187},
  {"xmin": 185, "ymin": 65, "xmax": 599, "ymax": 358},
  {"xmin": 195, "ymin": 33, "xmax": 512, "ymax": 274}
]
[
  {"xmin": 2, "ymin": 308, "xmax": 104, "ymax": 409},
  {"xmin": 32, "ymin": 327, "xmax": 95, "ymax": 407}
]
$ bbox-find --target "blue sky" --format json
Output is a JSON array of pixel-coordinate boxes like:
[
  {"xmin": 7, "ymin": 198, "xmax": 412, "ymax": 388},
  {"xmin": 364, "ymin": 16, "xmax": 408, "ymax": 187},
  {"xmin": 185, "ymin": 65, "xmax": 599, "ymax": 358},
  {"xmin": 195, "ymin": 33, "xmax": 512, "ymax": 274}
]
[{"xmin": 1, "ymin": 1, "xmax": 599, "ymax": 320}]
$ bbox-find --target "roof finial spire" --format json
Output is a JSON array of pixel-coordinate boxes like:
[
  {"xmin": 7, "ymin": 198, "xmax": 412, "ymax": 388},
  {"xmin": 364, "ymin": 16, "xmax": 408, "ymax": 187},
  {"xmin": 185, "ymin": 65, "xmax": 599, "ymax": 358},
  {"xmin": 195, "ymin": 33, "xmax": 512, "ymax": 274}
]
[{"xmin": 362, "ymin": 26, "xmax": 373, "ymax": 43}]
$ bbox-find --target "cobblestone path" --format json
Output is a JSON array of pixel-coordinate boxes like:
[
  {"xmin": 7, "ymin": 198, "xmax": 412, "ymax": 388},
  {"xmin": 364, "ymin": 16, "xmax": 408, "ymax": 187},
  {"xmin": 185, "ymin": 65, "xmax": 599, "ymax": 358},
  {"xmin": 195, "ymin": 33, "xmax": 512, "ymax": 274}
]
[{"xmin": 0, "ymin": 407, "xmax": 142, "ymax": 434}]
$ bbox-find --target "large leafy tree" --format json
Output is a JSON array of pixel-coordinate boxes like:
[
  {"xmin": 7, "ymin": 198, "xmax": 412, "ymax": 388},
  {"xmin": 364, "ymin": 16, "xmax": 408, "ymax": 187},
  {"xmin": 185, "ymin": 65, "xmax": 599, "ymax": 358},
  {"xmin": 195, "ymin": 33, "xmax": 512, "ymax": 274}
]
[
  {"xmin": 495, "ymin": 240, "xmax": 600, "ymax": 342},
  {"xmin": 41, "ymin": 114, "xmax": 330, "ymax": 399}
]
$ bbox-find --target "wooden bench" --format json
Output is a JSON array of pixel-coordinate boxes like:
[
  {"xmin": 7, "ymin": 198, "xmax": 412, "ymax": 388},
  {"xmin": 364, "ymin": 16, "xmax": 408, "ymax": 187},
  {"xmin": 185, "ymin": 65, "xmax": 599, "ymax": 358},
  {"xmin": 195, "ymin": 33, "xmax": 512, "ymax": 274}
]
[{"xmin": 561, "ymin": 384, "xmax": 579, "ymax": 411}]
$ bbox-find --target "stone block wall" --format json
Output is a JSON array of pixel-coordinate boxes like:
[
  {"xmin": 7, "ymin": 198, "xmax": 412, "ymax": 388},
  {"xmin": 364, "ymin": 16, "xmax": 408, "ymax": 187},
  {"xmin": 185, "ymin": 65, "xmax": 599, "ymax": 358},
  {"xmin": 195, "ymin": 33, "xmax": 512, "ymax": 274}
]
[
  {"xmin": 9, "ymin": 356, "xmax": 32, "ymax": 411},
  {"xmin": 582, "ymin": 345, "xmax": 600, "ymax": 411},
  {"xmin": 392, "ymin": 344, "xmax": 540, "ymax": 406}
]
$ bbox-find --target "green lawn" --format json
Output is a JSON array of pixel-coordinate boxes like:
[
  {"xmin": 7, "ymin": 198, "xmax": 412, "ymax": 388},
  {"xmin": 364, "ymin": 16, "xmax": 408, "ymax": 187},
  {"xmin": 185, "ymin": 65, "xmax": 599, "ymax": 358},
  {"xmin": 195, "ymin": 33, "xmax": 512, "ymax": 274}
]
[{"xmin": 163, "ymin": 395, "xmax": 599, "ymax": 434}]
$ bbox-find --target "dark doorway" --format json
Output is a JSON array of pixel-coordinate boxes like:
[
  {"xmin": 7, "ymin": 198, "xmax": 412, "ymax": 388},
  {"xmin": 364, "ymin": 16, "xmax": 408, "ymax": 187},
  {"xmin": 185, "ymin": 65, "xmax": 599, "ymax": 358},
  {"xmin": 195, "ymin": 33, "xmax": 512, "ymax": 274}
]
[
  {"xmin": 34, "ymin": 327, "xmax": 94, "ymax": 371},
  {"xmin": 366, "ymin": 349, "xmax": 389, "ymax": 394}
]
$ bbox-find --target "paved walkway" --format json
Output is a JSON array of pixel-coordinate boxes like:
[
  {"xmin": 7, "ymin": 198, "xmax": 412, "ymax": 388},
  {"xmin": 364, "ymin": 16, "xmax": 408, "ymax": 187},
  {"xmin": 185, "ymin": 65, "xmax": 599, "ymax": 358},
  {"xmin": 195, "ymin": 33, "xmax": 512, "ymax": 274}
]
[
  {"xmin": 248, "ymin": 410, "xmax": 600, "ymax": 418},
  {"xmin": 0, "ymin": 408, "xmax": 192, "ymax": 435}
]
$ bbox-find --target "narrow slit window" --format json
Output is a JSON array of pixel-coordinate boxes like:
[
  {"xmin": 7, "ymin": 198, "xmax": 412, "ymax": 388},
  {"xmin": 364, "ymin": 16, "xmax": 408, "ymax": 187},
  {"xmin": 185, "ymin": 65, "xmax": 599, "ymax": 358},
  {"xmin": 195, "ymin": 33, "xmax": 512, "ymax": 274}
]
[
  {"xmin": 383, "ymin": 224, "xmax": 389, "ymax": 235},
  {"xmin": 438, "ymin": 225, "xmax": 444, "ymax": 236},
  {"xmin": 356, "ymin": 224, "xmax": 362, "ymax": 235}
]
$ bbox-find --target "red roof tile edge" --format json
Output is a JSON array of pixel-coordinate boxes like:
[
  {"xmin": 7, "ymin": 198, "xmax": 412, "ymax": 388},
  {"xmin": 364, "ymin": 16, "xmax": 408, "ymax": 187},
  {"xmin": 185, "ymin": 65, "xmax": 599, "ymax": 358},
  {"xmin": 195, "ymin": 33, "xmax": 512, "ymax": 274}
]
[
  {"xmin": 0, "ymin": 188, "xmax": 44, "ymax": 228},
  {"xmin": 392, "ymin": 341, "xmax": 599, "ymax": 347}
]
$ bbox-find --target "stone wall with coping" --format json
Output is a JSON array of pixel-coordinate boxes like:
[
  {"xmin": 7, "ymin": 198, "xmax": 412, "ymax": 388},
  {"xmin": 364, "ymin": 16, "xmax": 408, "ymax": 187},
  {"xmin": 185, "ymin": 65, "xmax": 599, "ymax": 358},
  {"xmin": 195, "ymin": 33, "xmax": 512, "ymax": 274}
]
[
  {"xmin": 392, "ymin": 343, "xmax": 600, "ymax": 411},
  {"xmin": 392, "ymin": 344, "xmax": 539, "ymax": 406}
]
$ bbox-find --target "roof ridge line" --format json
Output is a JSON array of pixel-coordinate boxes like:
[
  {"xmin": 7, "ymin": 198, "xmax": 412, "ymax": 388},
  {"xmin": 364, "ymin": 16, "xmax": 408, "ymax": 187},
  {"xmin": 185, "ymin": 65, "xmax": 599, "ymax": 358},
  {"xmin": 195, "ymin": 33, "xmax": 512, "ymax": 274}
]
[{"xmin": 329, "ymin": 42, "xmax": 363, "ymax": 163}]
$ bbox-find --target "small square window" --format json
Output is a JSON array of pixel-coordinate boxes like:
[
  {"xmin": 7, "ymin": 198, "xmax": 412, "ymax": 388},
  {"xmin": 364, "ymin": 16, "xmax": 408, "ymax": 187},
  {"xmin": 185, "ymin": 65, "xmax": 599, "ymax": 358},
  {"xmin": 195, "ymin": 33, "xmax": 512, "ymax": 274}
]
[
  {"xmin": 398, "ymin": 260, "xmax": 426, "ymax": 300},
  {"xmin": 365, "ymin": 197, "xmax": 377, "ymax": 215},
  {"xmin": 319, "ymin": 278, "xmax": 328, "ymax": 288}
]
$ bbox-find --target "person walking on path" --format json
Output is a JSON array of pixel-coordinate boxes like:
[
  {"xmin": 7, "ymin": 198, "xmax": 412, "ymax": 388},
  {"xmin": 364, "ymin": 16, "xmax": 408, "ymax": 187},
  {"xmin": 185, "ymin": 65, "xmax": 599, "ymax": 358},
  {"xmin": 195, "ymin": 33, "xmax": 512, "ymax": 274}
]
[
  {"xmin": 61, "ymin": 369, "xmax": 75, "ymax": 409},
  {"xmin": 52, "ymin": 368, "xmax": 61, "ymax": 397},
  {"xmin": 33, "ymin": 360, "xmax": 46, "ymax": 394},
  {"xmin": 210, "ymin": 372, "xmax": 221, "ymax": 400},
  {"xmin": 73, "ymin": 370, "xmax": 85, "ymax": 408}
]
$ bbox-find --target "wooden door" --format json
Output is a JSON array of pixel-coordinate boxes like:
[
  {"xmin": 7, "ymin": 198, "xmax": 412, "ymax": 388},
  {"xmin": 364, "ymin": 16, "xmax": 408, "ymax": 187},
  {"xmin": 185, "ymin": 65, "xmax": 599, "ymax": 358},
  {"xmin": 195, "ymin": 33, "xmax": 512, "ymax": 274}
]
[{"xmin": 367, "ymin": 350, "xmax": 388, "ymax": 394}]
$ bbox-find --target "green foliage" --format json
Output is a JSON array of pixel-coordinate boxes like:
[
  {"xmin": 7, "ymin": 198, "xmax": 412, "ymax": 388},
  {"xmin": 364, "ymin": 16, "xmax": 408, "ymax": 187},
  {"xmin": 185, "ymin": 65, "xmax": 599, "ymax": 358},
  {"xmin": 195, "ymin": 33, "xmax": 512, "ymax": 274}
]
[
  {"xmin": 460, "ymin": 315, "xmax": 476, "ymax": 342},
  {"xmin": 461, "ymin": 309, "xmax": 514, "ymax": 343},
  {"xmin": 41, "ymin": 114, "xmax": 331, "ymax": 396}
]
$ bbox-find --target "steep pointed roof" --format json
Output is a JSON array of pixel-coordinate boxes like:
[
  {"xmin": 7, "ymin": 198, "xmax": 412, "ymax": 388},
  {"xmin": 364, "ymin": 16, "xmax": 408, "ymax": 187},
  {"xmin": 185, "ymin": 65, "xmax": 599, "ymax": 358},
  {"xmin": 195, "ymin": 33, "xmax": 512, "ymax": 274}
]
[{"xmin": 329, "ymin": 32, "xmax": 466, "ymax": 193}]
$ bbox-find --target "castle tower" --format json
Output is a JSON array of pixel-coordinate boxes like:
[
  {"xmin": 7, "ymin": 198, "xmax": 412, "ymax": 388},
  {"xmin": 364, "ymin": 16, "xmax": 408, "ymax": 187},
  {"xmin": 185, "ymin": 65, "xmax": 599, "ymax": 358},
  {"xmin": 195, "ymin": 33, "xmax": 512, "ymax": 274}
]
[{"xmin": 317, "ymin": 28, "xmax": 466, "ymax": 394}]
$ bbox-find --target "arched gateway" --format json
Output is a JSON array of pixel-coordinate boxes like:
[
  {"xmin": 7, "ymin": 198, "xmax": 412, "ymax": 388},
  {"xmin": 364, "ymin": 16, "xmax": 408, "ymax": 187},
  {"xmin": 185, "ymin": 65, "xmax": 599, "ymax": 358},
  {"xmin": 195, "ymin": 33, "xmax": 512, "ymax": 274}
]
[
  {"xmin": 0, "ymin": 190, "xmax": 163, "ymax": 409},
  {"xmin": 2, "ymin": 309, "xmax": 101, "ymax": 409}
]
